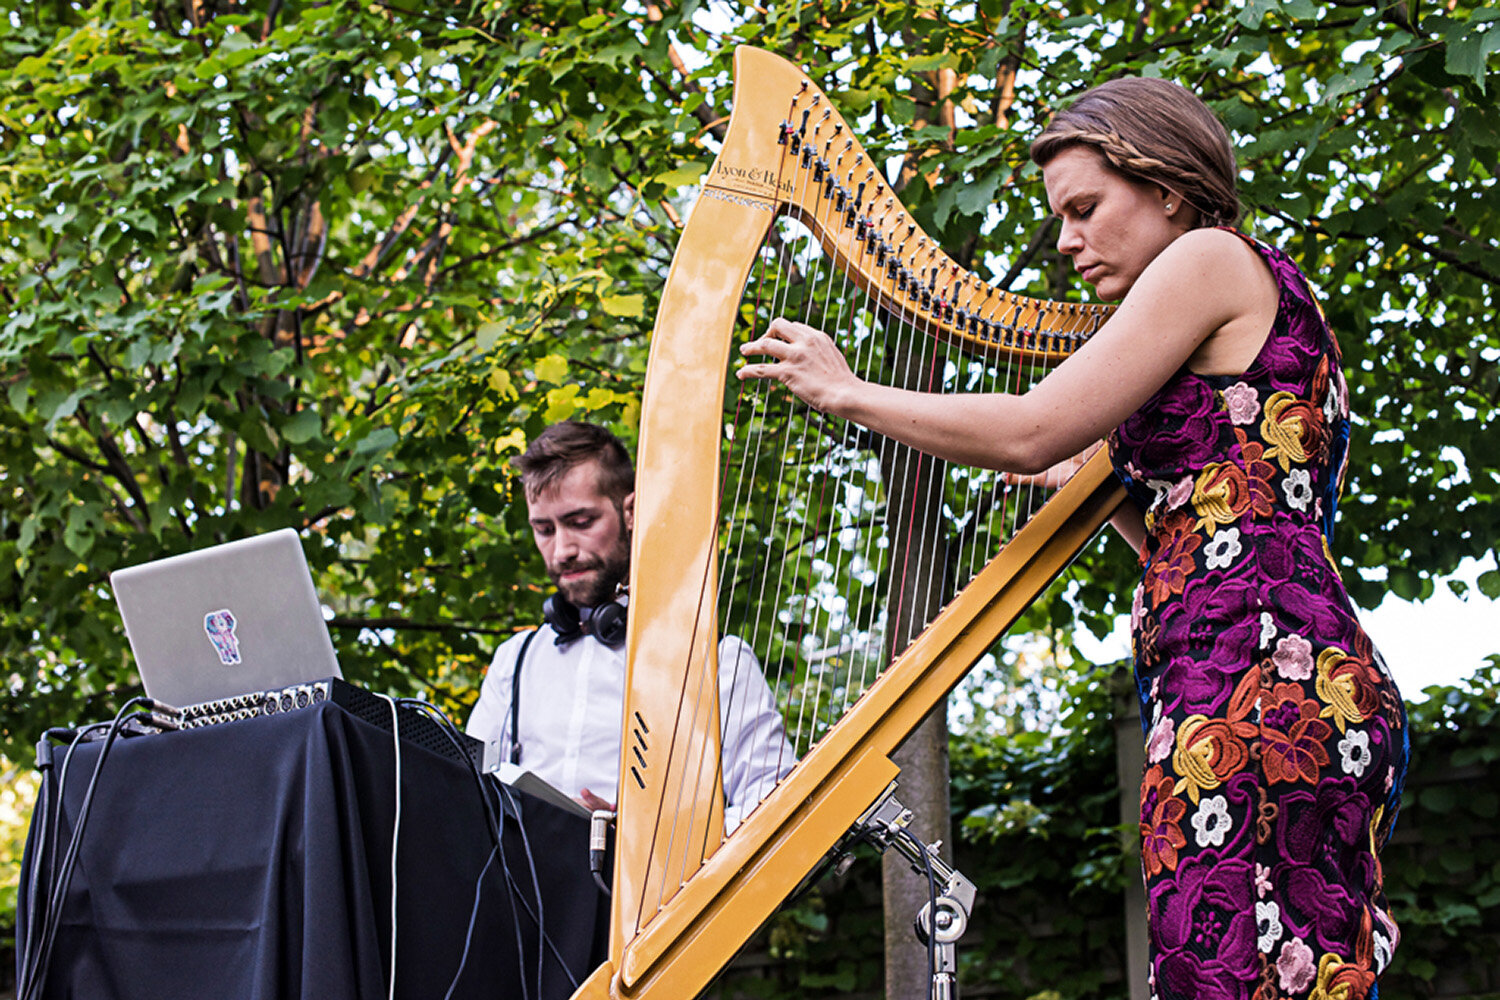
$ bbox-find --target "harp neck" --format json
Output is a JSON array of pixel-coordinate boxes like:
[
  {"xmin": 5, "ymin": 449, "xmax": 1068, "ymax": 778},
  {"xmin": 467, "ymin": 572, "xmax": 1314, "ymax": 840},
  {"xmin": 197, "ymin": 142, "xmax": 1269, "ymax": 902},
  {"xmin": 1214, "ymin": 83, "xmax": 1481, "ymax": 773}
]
[{"xmin": 701, "ymin": 47, "xmax": 1110, "ymax": 361}]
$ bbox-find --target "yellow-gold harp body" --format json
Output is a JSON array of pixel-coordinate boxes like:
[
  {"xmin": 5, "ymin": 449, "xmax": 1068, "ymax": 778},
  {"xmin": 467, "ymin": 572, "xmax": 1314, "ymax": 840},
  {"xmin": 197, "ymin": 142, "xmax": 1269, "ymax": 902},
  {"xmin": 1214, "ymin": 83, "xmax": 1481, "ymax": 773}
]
[{"xmin": 571, "ymin": 45, "xmax": 1126, "ymax": 1000}]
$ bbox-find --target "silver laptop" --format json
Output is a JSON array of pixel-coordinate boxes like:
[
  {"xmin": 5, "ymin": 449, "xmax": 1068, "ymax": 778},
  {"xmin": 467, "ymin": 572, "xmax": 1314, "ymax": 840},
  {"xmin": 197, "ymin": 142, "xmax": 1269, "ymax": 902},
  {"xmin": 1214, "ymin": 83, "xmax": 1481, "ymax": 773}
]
[{"xmin": 111, "ymin": 528, "xmax": 342, "ymax": 708}]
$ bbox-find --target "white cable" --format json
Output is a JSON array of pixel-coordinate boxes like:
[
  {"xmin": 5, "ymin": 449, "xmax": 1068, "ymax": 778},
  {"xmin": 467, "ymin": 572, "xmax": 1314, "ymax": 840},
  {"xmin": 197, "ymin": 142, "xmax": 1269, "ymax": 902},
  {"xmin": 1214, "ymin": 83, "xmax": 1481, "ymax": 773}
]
[{"xmin": 377, "ymin": 694, "xmax": 402, "ymax": 1000}]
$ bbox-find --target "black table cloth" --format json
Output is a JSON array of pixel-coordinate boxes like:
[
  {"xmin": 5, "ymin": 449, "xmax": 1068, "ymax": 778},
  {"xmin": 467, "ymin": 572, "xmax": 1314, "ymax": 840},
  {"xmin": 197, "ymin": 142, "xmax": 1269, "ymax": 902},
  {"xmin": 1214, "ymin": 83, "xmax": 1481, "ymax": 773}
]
[{"xmin": 18, "ymin": 702, "xmax": 608, "ymax": 1000}]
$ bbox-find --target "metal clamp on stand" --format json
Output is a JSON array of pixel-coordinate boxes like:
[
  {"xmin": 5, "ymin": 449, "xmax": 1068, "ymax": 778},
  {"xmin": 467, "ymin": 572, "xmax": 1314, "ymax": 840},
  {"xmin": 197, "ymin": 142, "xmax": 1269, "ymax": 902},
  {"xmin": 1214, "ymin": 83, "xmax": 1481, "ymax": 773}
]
[{"xmin": 841, "ymin": 783, "xmax": 977, "ymax": 1000}]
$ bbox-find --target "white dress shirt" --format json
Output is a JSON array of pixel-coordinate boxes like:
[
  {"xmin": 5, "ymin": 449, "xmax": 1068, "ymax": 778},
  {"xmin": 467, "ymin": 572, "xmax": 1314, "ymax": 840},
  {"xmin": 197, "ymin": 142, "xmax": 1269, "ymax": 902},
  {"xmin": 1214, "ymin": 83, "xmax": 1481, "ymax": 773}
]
[{"xmin": 467, "ymin": 621, "xmax": 795, "ymax": 830}]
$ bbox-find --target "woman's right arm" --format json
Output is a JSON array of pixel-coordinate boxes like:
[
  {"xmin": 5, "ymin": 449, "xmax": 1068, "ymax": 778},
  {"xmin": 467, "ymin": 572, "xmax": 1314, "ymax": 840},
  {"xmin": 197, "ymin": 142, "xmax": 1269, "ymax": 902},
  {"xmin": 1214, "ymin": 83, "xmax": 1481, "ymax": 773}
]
[
  {"xmin": 1007, "ymin": 442, "xmax": 1148, "ymax": 551},
  {"xmin": 1110, "ymin": 504, "xmax": 1147, "ymax": 552},
  {"xmin": 737, "ymin": 228, "xmax": 1271, "ymax": 475}
]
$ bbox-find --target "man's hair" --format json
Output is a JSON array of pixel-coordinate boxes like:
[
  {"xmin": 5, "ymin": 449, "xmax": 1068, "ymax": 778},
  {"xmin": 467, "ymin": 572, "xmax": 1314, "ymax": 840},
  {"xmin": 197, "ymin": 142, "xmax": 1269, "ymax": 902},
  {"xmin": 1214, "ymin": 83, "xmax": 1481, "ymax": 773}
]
[
  {"xmin": 515, "ymin": 421, "xmax": 634, "ymax": 503},
  {"xmin": 1030, "ymin": 76, "xmax": 1240, "ymax": 230}
]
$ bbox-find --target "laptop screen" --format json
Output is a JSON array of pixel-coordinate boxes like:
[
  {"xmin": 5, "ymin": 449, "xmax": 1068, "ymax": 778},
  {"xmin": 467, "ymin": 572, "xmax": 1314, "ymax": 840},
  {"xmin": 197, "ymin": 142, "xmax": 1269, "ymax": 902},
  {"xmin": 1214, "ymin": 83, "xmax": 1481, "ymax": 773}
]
[{"xmin": 110, "ymin": 528, "xmax": 342, "ymax": 708}]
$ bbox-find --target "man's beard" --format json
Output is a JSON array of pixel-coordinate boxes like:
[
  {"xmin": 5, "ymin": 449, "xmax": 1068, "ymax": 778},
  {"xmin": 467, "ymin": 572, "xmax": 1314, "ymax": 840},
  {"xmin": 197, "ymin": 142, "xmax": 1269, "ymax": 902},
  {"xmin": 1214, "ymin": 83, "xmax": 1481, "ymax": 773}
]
[{"xmin": 548, "ymin": 543, "xmax": 630, "ymax": 608}]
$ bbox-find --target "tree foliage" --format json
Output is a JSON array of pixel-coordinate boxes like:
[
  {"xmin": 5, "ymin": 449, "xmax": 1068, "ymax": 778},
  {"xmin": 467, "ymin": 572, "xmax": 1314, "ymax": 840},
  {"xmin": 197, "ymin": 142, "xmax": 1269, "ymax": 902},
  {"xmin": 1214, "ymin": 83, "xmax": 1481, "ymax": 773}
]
[{"xmin": 0, "ymin": 0, "xmax": 1495, "ymax": 790}]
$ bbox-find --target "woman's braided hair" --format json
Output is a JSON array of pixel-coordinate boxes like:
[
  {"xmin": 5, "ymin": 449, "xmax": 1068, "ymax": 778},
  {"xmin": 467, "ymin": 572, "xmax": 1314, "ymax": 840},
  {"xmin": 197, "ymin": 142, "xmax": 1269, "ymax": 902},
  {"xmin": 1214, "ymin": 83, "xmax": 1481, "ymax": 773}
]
[{"xmin": 1030, "ymin": 77, "xmax": 1241, "ymax": 230}]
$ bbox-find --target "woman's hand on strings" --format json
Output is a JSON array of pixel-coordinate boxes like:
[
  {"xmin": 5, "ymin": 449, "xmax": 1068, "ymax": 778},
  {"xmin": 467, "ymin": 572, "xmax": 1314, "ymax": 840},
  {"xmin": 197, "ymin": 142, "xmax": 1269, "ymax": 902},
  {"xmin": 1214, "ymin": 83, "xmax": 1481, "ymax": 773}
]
[{"xmin": 737, "ymin": 318, "xmax": 860, "ymax": 414}]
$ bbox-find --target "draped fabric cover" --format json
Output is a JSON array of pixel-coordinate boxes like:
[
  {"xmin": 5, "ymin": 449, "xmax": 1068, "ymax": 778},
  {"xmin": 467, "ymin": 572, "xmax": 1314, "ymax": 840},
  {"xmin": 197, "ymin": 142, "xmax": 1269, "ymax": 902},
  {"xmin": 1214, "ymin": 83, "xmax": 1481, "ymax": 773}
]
[{"xmin": 20, "ymin": 703, "xmax": 606, "ymax": 1000}]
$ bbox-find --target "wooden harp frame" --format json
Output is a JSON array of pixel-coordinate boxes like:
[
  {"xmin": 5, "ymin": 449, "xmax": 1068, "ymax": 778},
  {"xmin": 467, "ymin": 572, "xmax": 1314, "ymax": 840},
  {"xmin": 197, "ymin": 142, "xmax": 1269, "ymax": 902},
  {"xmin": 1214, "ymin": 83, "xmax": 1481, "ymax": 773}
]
[{"xmin": 571, "ymin": 46, "xmax": 1127, "ymax": 1000}]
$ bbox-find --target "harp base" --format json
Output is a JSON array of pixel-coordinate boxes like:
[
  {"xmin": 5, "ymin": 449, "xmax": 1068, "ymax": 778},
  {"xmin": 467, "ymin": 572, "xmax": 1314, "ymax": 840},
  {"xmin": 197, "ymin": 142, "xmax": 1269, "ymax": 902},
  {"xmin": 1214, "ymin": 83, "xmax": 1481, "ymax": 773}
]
[{"xmin": 570, "ymin": 959, "xmax": 615, "ymax": 1000}]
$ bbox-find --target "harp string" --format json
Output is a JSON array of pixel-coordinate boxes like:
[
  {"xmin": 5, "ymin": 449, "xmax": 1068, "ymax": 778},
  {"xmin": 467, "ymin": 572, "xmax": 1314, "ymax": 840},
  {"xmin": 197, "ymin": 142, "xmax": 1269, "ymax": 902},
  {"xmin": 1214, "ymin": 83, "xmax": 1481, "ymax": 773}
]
[
  {"xmin": 733, "ymin": 128, "xmax": 825, "ymax": 763},
  {"xmin": 798, "ymin": 171, "xmax": 902, "ymax": 742},
  {"xmin": 826, "ymin": 199, "xmax": 904, "ymax": 723},
  {"xmin": 645, "ymin": 94, "xmax": 818, "ymax": 918},
  {"xmin": 713, "ymin": 170, "xmax": 804, "ymax": 842},
  {"xmin": 645, "ymin": 96, "xmax": 1110, "ymax": 918},
  {"xmin": 793, "ymin": 144, "xmax": 876, "ymax": 764},
  {"xmin": 662, "ymin": 96, "xmax": 849, "ymax": 900},
  {"xmin": 766, "ymin": 121, "xmax": 852, "ymax": 754}
]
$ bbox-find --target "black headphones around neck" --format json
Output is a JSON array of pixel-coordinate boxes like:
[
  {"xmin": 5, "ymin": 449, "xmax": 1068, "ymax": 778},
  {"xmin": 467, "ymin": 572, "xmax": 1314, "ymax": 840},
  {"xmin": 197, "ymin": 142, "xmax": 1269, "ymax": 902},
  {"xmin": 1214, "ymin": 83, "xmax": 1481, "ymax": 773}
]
[{"xmin": 543, "ymin": 593, "xmax": 628, "ymax": 649}]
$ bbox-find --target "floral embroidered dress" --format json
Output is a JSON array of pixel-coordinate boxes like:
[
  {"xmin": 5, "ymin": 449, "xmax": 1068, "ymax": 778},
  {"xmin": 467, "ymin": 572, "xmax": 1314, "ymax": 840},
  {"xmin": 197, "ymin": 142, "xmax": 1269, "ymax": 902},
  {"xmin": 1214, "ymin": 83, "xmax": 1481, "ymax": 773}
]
[{"xmin": 1107, "ymin": 232, "xmax": 1408, "ymax": 1000}]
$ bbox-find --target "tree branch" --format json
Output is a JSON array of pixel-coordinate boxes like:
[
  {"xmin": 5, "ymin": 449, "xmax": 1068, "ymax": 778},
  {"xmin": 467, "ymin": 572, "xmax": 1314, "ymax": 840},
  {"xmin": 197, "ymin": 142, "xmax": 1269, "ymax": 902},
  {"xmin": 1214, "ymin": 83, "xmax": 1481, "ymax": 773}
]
[{"xmin": 327, "ymin": 615, "xmax": 513, "ymax": 636}]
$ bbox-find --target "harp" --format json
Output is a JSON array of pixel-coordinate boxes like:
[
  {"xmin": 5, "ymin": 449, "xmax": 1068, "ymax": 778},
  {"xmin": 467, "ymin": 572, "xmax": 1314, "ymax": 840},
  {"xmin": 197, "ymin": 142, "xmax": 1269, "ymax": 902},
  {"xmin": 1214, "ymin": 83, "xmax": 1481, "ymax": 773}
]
[{"xmin": 572, "ymin": 46, "xmax": 1126, "ymax": 1000}]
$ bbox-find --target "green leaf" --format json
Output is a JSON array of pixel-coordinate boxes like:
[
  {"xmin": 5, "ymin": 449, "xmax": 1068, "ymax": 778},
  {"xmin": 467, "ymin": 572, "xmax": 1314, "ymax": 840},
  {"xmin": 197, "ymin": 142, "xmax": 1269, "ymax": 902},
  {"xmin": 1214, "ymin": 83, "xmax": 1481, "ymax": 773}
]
[
  {"xmin": 1387, "ymin": 565, "xmax": 1423, "ymax": 601},
  {"xmin": 7, "ymin": 376, "xmax": 31, "ymax": 416},
  {"xmin": 905, "ymin": 51, "xmax": 956, "ymax": 73},
  {"xmin": 1478, "ymin": 570, "xmax": 1500, "ymax": 600},
  {"xmin": 1419, "ymin": 784, "xmax": 1459, "ymax": 814},
  {"xmin": 488, "ymin": 368, "xmax": 516, "ymax": 399},
  {"xmin": 1320, "ymin": 64, "xmax": 1376, "ymax": 105},
  {"xmin": 40, "ymin": 388, "xmax": 87, "ymax": 433},
  {"xmin": 475, "ymin": 321, "xmax": 508, "ymax": 353},
  {"xmin": 955, "ymin": 170, "xmax": 1002, "ymax": 218},
  {"xmin": 600, "ymin": 294, "xmax": 645, "ymax": 318},
  {"xmin": 534, "ymin": 355, "xmax": 568, "ymax": 383},
  {"xmin": 544, "ymin": 383, "xmax": 580, "ymax": 423},
  {"xmin": 655, "ymin": 162, "xmax": 706, "ymax": 191},
  {"xmin": 283, "ymin": 409, "xmax": 322, "ymax": 445},
  {"xmin": 352, "ymin": 427, "xmax": 399, "ymax": 459},
  {"xmin": 1446, "ymin": 20, "xmax": 1500, "ymax": 92},
  {"xmin": 1236, "ymin": 0, "xmax": 1276, "ymax": 29},
  {"xmin": 63, "ymin": 505, "xmax": 96, "ymax": 558}
]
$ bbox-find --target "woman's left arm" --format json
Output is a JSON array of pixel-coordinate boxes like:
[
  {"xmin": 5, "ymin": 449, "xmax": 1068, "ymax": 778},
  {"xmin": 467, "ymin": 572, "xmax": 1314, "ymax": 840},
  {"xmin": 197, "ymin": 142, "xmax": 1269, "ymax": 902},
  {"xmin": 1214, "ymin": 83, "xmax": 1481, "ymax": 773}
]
[{"xmin": 738, "ymin": 228, "xmax": 1271, "ymax": 474}]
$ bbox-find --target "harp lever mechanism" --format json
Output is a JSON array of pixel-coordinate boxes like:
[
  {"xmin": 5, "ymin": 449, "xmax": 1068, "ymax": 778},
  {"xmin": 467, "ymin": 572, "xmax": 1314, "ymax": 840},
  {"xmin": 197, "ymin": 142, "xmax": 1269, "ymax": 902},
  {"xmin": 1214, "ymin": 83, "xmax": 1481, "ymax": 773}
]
[{"xmin": 836, "ymin": 783, "xmax": 977, "ymax": 1000}]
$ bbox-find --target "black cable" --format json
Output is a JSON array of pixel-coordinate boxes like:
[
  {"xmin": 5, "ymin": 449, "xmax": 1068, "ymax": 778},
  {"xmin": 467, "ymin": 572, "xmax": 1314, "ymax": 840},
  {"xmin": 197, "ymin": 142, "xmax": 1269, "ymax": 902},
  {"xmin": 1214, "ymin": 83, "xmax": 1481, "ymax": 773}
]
[
  {"xmin": 442, "ymin": 845, "xmax": 500, "ymax": 1000},
  {"xmin": 489, "ymin": 770, "xmax": 582, "ymax": 991},
  {"xmin": 398, "ymin": 697, "xmax": 582, "ymax": 990},
  {"xmin": 391, "ymin": 698, "xmax": 533, "ymax": 1000},
  {"xmin": 17, "ymin": 729, "xmax": 73, "ymax": 990},
  {"xmin": 23, "ymin": 723, "xmax": 104, "ymax": 998},
  {"xmin": 29, "ymin": 715, "xmax": 138, "ymax": 999},
  {"xmin": 498, "ymin": 781, "xmax": 547, "ymax": 998},
  {"xmin": 899, "ymin": 828, "xmax": 940, "ymax": 1000},
  {"xmin": 16, "ymin": 770, "xmax": 46, "ymax": 989},
  {"xmin": 391, "ymin": 697, "xmax": 517, "ymax": 999},
  {"xmin": 385, "ymin": 698, "xmax": 582, "ymax": 995},
  {"xmin": 493, "ymin": 796, "xmax": 534, "ymax": 1000},
  {"xmin": 395, "ymin": 699, "xmax": 504, "ymax": 848},
  {"xmin": 24, "ymin": 701, "xmax": 152, "ymax": 1000}
]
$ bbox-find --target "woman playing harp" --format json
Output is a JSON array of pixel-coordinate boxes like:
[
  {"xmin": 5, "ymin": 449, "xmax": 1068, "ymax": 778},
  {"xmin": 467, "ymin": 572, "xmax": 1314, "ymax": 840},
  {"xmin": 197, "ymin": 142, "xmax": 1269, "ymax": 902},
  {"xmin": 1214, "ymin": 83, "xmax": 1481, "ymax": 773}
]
[{"xmin": 741, "ymin": 76, "xmax": 1408, "ymax": 1000}]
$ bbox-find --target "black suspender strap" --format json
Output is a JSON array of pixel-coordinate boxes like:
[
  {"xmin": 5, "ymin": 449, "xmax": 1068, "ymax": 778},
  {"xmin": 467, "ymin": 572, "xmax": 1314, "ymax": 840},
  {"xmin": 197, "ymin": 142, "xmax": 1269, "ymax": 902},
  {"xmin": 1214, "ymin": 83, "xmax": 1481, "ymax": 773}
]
[{"xmin": 508, "ymin": 627, "xmax": 540, "ymax": 765}]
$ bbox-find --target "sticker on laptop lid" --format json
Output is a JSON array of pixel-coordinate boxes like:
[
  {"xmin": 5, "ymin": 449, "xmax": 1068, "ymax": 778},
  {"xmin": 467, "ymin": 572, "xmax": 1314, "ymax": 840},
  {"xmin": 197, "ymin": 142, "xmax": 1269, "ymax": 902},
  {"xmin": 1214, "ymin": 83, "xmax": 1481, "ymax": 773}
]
[{"xmin": 204, "ymin": 609, "xmax": 242, "ymax": 665}]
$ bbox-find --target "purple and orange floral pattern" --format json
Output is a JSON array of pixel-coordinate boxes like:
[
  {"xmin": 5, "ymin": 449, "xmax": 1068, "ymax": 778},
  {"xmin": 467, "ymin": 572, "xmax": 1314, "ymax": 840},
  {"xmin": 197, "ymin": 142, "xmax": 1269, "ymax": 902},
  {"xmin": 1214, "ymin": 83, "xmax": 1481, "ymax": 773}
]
[{"xmin": 1108, "ymin": 232, "xmax": 1408, "ymax": 1000}]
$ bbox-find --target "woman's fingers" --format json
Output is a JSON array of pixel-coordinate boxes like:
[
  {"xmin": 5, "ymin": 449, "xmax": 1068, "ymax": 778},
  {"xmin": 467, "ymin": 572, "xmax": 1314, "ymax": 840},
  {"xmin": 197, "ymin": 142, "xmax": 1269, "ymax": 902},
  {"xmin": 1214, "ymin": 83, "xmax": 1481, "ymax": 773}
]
[
  {"xmin": 736, "ymin": 317, "xmax": 858, "ymax": 415},
  {"xmin": 741, "ymin": 318, "xmax": 815, "ymax": 361},
  {"xmin": 766, "ymin": 316, "xmax": 805, "ymax": 341},
  {"xmin": 739, "ymin": 335, "xmax": 791, "ymax": 363},
  {"xmin": 735, "ymin": 361, "xmax": 780, "ymax": 382}
]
